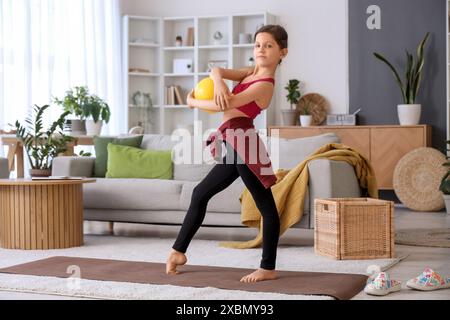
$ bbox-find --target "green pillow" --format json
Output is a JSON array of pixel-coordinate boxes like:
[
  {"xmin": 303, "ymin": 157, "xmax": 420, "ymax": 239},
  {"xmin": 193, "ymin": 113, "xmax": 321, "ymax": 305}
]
[
  {"xmin": 106, "ymin": 144, "xmax": 173, "ymax": 180},
  {"xmin": 93, "ymin": 135, "xmax": 143, "ymax": 177}
]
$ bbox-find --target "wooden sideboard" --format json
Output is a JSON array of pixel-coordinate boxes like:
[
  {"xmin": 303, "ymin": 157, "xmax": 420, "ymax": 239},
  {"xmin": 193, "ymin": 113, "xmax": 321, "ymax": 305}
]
[{"xmin": 268, "ymin": 125, "xmax": 432, "ymax": 190}]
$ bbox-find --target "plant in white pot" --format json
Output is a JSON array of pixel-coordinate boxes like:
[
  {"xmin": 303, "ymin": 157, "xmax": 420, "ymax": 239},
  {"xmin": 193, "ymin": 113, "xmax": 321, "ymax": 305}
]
[
  {"xmin": 83, "ymin": 94, "xmax": 111, "ymax": 136},
  {"xmin": 373, "ymin": 32, "xmax": 429, "ymax": 126},
  {"xmin": 439, "ymin": 140, "xmax": 450, "ymax": 214},
  {"xmin": 299, "ymin": 101, "xmax": 313, "ymax": 127},
  {"xmin": 14, "ymin": 105, "xmax": 74, "ymax": 177},
  {"xmin": 283, "ymin": 79, "xmax": 301, "ymax": 126}
]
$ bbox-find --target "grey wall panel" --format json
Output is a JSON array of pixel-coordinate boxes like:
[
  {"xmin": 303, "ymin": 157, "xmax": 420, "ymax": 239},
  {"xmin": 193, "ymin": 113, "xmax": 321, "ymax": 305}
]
[{"xmin": 349, "ymin": 0, "xmax": 446, "ymax": 151}]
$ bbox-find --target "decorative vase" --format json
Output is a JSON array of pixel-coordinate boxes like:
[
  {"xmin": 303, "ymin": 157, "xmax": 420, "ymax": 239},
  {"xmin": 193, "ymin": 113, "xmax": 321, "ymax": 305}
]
[
  {"xmin": 443, "ymin": 194, "xmax": 450, "ymax": 214},
  {"xmin": 281, "ymin": 110, "xmax": 298, "ymax": 126},
  {"xmin": 70, "ymin": 119, "xmax": 86, "ymax": 135},
  {"xmin": 300, "ymin": 115, "xmax": 313, "ymax": 127},
  {"xmin": 29, "ymin": 168, "xmax": 51, "ymax": 177},
  {"xmin": 397, "ymin": 104, "xmax": 421, "ymax": 125},
  {"xmin": 85, "ymin": 120, "xmax": 103, "ymax": 136}
]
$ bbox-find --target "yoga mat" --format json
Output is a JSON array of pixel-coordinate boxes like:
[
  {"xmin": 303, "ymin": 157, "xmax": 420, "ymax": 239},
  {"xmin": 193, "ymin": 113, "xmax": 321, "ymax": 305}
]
[{"xmin": 0, "ymin": 256, "xmax": 368, "ymax": 300}]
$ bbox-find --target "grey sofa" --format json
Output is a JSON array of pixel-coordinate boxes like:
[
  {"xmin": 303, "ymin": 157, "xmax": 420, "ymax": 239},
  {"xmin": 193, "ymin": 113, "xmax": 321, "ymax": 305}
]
[{"xmin": 52, "ymin": 133, "xmax": 361, "ymax": 229}]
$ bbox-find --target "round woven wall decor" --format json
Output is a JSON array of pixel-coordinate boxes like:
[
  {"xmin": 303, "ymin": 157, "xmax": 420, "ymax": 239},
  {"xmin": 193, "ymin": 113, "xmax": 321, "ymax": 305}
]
[
  {"xmin": 296, "ymin": 93, "xmax": 328, "ymax": 125},
  {"xmin": 393, "ymin": 147, "xmax": 447, "ymax": 211}
]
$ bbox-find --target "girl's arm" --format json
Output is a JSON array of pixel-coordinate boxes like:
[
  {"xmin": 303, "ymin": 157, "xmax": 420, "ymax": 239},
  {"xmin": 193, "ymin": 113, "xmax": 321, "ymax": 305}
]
[
  {"xmin": 187, "ymin": 82, "xmax": 274, "ymax": 112},
  {"xmin": 210, "ymin": 66, "xmax": 254, "ymax": 82},
  {"xmin": 209, "ymin": 67, "xmax": 255, "ymax": 111},
  {"xmin": 224, "ymin": 82, "xmax": 274, "ymax": 110}
]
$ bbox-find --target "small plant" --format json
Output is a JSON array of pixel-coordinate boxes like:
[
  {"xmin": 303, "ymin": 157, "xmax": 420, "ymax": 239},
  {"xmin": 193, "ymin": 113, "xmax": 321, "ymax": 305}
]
[
  {"xmin": 84, "ymin": 94, "xmax": 111, "ymax": 124},
  {"xmin": 53, "ymin": 86, "xmax": 110, "ymax": 124},
  {"xmin": 439, "ymin": 140, "xmax": 450, "ymax": 195},
  {"xmin": 299, "ymin": 101, "xmax": 312, "ymax": 115},
  {"xmin": 14, "ymin": 105, "xmax": 74, "ymax": 170},
  {"xmin": 373, "ymin": 32, "xmax": 429, "ymax": 105},
  {"xmin": 284, "ymin": 79, "xmax": 301, "ymax": 110}
]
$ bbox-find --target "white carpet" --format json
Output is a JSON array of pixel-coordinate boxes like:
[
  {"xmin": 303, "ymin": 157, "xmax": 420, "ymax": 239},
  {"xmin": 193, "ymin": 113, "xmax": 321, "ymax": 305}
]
[{"xmin": 0, "ymin": 235, "xmax": 405, "ymax": 300}]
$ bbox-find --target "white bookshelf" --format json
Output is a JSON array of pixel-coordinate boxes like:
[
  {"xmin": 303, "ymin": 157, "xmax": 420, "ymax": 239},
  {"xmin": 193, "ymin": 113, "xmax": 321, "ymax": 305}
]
[{"xmin": 122, "ymin": 12, "xmax": 276, "ymax": 136}]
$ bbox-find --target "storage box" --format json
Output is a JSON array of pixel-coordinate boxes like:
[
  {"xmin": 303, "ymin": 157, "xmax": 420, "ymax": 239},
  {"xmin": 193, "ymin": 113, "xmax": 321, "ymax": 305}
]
[
  {"xmin": 314, "ymin": 198, "xmax": 394, "ymax": 260},
  {"xmin": 173, "ymin": 59, "xmax": 193, "ymax": 74}
]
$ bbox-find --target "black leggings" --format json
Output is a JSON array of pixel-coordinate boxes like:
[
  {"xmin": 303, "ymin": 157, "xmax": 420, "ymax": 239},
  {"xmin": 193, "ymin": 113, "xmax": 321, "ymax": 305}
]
[{"xmin": 172, "ymin": 142, "xmax": 280, "ymax": 270}]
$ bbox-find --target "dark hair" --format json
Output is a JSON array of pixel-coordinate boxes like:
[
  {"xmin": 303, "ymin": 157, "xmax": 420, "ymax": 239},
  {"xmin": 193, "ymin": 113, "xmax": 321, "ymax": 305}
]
[{"xmin": 254, "ymin": 24, "xmax": 288, "ymax": 64}]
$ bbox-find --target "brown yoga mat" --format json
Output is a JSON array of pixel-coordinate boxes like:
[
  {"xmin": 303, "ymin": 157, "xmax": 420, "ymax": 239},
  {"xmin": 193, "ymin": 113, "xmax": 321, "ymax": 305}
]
[{"xmin": 0, "ymin": 256, "xmax": 368, "ymax": 300}]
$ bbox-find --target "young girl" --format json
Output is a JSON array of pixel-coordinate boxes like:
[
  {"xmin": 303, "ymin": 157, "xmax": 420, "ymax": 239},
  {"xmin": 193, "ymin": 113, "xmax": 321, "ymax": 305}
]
[{"xmin": 166, "ymin": 25, "xmax": 288, "ymax": 283}]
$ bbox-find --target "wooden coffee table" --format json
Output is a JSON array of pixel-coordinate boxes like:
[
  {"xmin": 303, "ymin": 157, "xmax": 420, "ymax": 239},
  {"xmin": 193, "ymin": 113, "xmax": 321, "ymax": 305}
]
[{"xmin": 0, "ymin": 178, "xmax": 95, "ymax": 250}]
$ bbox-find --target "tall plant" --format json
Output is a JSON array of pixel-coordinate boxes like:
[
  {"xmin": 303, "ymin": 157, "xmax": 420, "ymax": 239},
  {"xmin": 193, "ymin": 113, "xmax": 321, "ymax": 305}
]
[
  {"xmin": 373, "ymin": 32, "xmax": 429, "ymax": 105},
  {"xmin": 14, "ymin": 105, "xmax": 74, "ymax": 170},
  {"xmin": 284, "ymin": 79, "xmax": 301, "ymax": 110}
]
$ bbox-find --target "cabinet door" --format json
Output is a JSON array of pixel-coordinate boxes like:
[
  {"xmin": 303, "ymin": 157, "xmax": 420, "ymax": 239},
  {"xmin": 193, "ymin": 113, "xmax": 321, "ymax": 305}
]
[
  {"xmin": 371, "ymin": 127, "xmax": 425, "ymax": 189},
  {"xmin": 319, "ymin": 128, "xmax": 370, "ymax": 160}
]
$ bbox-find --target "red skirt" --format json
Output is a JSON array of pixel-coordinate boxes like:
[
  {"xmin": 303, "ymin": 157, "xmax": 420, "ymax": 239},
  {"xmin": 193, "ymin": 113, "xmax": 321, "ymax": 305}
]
[{"xmin": 206, "ymin": 117, "xmax": 277, "ymax": 189}]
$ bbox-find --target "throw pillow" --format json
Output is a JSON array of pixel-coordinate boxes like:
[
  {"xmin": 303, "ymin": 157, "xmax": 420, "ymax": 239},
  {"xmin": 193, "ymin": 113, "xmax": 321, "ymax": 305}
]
[
  {"xmin": 93, "ymin": 135, "xmax": 144, "ymax": 177},
  {"xmin": 106, "ymin": 144, "xmax": 173, "ymax": 179}
]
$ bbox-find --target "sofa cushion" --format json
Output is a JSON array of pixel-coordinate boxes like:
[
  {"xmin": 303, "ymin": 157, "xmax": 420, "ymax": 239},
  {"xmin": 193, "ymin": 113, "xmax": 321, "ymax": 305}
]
[
  {"xmin": 93, "ymin": 135, "xmax": 143, "ymax": 177},
  {"xmin": 268, "ymin": 133, "xmax": 341, "ymax": 170},
  {"xmin": 83, "ymin": 178, "xmax": 183, "ymax": 210},
  {"xmin": 106, "ymin": 144, "xmax": 173, "ymax": 179}
]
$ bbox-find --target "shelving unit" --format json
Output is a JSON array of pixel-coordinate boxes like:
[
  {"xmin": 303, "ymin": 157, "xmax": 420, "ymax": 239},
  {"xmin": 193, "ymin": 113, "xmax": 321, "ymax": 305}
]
[{"xmin": 122, "ymin": 12, "xmax": 276, "ymax": 136}]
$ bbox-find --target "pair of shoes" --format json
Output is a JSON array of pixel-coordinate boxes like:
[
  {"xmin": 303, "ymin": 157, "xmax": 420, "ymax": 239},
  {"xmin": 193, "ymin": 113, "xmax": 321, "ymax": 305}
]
[
  {"xmin": 406, "ymin": 267, "xmax": 450, "ymax": 291},
  {"xmin": 364, "ymin": 272, "xmax": 402, "ymax": 296},
  {"xmin": 364, "ymin": 268, "xmax": 450, "ymax": 296}
]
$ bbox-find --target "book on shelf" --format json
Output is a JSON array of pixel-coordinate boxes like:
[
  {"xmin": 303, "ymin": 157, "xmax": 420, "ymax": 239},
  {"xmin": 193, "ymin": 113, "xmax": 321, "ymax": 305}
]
[
  {"xmin": 186, "ymin": 27, "xmax": 194, "ymax": 46},
  {"xmin": 31, "ymin": 176, "xmax": 85, "ymax": 180},
  {"xmin": 165, "ymin": 85, "xmax": 185, "ymax": 105},
  {"xmin": 174, "ymin": 86, "xmax": 184, "ymax": 105}
]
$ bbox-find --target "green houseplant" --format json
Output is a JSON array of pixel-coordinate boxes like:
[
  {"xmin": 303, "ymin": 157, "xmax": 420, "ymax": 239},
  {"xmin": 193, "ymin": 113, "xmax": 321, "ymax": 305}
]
[
  {"xmin": 298, "ymin": 101, "xmax": 313, "ymax": 127},
  {"xmin": 373, "ymin": 32, "xmax": 430, "ymax": 125},
  {"xmin": 14, "ymin": 105, "xmax": 74, "ymax": 177},
  {"xmin": 83, "ymin": 94, "xmax": 111, "ymax": 135},
  {"xmin": 53, "ymin": 86, "xmax": 110, "ymax": 135},
  {"xmin": 439, "ymin": 140, "xmax": 450, "ymax": 214},
  {"xmin": 282, "ymin": 79, "xmax": 302, "ymax": 125}
]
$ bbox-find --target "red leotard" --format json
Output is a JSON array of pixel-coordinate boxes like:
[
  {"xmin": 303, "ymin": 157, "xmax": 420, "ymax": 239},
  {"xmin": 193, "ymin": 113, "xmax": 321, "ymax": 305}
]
[{"xmin": 232, "ymin": 78, "xmax": 275, "ymax": 119}]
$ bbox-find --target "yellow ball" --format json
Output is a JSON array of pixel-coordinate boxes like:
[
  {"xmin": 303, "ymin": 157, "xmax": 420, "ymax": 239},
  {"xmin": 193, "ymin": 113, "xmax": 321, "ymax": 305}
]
[{"xmin": 194, "ymin": 77, "xmax": 216, "ymax": 114}]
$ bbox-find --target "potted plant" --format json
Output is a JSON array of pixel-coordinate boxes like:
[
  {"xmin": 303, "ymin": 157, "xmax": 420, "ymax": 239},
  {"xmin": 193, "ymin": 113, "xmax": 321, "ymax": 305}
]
[
  {"xmin": 439, "ymin": 140, "xmax": 450, "ymax": 214},
  {"xmin": 283, "ymin": 79, "xmax": 302, "ymax": 126},
  {"xmin": 83, "ymin": 94, "xmax": 111, "ymax": 136},
  {"xmin": 299, "ymin": 101, "xmax": 313, "ymax": 127},
  {"xmin": 14, "ymin": 105, "xmax": 74, "ymax": 177},
  {"xmin": 373, "ymin": 32, "xmax": 429, "ymax": 125},
  {"xmin": 53, "ymin": 86, "xmax": 110, "ymax": 136},
  {"xmin": 53, "ymin": 86, "xmax": 90, "ymax": 135}
]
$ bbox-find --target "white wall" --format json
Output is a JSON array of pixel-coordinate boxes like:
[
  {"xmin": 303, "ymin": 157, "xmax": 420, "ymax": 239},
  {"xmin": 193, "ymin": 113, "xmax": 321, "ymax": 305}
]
[{"xmin": 120, "ymin": 0, "xmax": 349, "ymax": 125}]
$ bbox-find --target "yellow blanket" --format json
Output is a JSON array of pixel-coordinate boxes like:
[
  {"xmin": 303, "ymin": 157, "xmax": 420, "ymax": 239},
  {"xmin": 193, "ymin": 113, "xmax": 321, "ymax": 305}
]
[{"xmin": 218, "ymin": 143, "xmax": 379, "ymax": 249}]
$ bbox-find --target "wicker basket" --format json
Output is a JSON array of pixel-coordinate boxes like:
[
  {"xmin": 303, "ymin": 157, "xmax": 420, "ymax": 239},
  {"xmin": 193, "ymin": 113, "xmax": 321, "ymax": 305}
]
[{"xmin": 314, "ymin": 198, "xmax": 395, "ymax": 260}]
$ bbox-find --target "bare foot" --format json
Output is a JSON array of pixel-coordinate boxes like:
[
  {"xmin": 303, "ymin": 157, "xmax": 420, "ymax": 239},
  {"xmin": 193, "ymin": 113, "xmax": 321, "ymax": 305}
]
[
  {"xmin": 240, "ymin": 268, "xmax": 278, "ymax": 283},
  {"xmin": 166, "ymin": 249, "xmax": 187, "ymax": 275}
]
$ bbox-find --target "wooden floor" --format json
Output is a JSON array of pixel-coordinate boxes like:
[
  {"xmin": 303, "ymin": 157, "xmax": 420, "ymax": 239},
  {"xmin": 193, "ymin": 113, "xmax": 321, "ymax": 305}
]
[{"xmin": 0, "ymin": 204, "xmax": 449, "ymax": 300}]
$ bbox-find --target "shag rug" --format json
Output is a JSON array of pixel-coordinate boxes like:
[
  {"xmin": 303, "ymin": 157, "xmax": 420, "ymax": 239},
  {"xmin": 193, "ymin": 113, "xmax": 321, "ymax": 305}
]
[
  {"xmin": 395, "ymin": 228, "xmax": 450, "ymax": 248},
  {"xmin": 0, "ymin": 235, "xmax": 405, "ymax": 300}
]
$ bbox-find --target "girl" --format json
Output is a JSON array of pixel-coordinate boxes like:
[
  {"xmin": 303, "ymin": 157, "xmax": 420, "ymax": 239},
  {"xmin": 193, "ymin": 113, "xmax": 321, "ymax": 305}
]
[{"xmin": 166, "ymin": 25, "xmax": 288, "ymax": 283}]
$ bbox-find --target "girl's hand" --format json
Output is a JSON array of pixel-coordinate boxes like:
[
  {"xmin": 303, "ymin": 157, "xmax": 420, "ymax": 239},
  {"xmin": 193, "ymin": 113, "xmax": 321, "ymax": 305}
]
[
  {"xmin": 187, "ymin": 89, "xmax": 195, "ymax": 109},
  {"xmin": 213, "ymin": 79, "xmax": 231, "ymax": 111}
]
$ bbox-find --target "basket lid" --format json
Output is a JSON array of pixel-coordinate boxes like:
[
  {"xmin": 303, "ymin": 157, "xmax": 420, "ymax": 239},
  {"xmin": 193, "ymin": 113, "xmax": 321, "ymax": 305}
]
[{"xmin": 393, "ymin": 147, "xmax": 447, "ymax": 211}]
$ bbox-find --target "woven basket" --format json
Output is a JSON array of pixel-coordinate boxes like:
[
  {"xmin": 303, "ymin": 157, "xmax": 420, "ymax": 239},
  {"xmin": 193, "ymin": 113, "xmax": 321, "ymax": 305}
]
[{"xmin": 314, "ymin": 198, "xmax": 395, "ymax": 260}]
